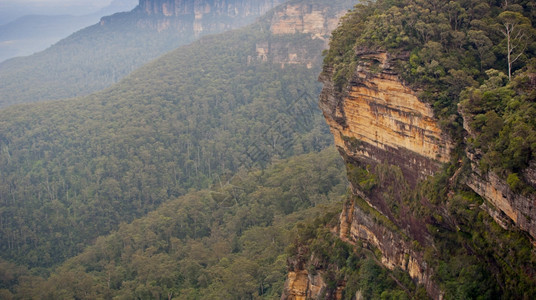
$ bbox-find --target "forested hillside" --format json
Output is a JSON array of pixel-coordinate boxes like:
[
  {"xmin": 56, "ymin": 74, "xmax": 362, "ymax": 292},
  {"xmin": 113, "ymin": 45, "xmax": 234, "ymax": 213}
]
[
  {"xmin": 2, "ymin": 0, "xmax": 535, "ymax": 299},
  {"xmin": 0, "ymin": 4, "xmax": 348, "ymax": 270},
  {"xmin": 0, "ymin": 13, "xmax": 185, "ymax": 107},
  {"xmin": 0, "ymin": 149, "xmax": 347, "ymax": 299}
]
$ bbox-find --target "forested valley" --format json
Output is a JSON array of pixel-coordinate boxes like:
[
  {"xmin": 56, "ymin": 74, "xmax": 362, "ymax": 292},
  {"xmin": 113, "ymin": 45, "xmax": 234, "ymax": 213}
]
[
  {"xmin": 0, "ymin": 20, "xmax": 336, "ymax": 268},
  {"xmin": 0, "ymin": 0, "xmax": 355, "ymax": 298},
  {"xmin": 1, "ymin": 149, "xmax": 347, "ymax": 299}
]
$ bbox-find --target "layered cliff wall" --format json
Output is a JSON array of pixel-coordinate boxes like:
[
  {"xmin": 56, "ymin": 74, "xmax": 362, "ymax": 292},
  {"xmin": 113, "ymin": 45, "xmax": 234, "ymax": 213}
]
[
  {"xmin": 460, "ymin": 109, "xmax": 536, "ymax": 241},
  {"xmin": 320, "ymin": 51, "xmax": 451, "ymax": 183},
  {"xmin": 251, "ymin": 1, "xmax": 351, "ymax": 69},
  {"xmin": 317, "ymin": 50, "xmax": 451, "ymax": 298}
]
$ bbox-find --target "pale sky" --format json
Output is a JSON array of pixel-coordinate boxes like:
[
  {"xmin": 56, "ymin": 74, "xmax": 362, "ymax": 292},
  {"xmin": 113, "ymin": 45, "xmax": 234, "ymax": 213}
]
[
  {"xmin": 2, "ymin": 0, "xmax": 113, "ymax": 9},
  {"xmin": 0, "ymin": 0, "xmax": 137, "ymax": 24}
]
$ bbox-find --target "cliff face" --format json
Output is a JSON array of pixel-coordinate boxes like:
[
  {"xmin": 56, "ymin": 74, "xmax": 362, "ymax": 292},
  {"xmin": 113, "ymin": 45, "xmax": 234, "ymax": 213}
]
[
  {"xmin": 317, "ymin": 50, "xmax": 450, "ymax": 298},
  {"xmin": 460, "ymin": 110, "xmax": 536, "ymax": 241},
  {"xmin": 251, "ymin": 1, "xmax": 351, "ymax": 69},
  {"xmin": 103, "ymin": 0, "xmax": 286, "ymax": 35},
  {"xmin": 320, "ymin": 51, "xmax": 451, "ymax": 183},
  {"xmin": 138, "ymin": 0, "xmax": 279, "ymax": 17},
  {"xmin": 315, "ymin": 48, "xmax": 536, "ymax": 299},
  {"xmin": 282, "ymin": 270, "xmax": 343, "ymax": 300}
]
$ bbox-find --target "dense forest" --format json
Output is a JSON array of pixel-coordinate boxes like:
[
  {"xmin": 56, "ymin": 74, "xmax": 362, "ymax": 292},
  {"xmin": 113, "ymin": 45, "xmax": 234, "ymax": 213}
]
[
  {"xmin": 0, "ymin": 19, "xmax": 337, "ymax": 268},
  {"xmin": 0, "ymin": 149, "xmax": 347, "ymax": 299}
]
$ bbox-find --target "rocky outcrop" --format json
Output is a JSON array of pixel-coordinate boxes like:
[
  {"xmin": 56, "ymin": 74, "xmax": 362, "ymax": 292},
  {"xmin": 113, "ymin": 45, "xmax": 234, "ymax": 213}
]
[
  {"xmin": 282, "ymin": 270, "xmax": 343, "ymax": 300},
  {"xmin": 251, "ymin": 1, "xmax": 353, "ymax": 68},
  {"xmin": 282, "ymin": 255, "xmax": 345, "ymax": 300},
  {"xmin": 318, "ymin": 50, "xmax": 451, "ymax": 298},
  {"xmin": 320, "ymin": 51, "xmax": 451, "ymax": 183}
]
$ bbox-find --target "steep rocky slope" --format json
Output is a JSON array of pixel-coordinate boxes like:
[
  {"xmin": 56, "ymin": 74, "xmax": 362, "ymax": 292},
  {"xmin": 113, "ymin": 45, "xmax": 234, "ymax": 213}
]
[
  {"xmin": 460, "ymin": 108, "xmax": 536, "ymax": 241},
  {"xmin": 283, "ymin": 0, "xmax": 536, "ymax": 298},
  {"xmin": 284, "ymin": 50, "xmax": 447, "ymax": 299},
  {"xmin": 252, "ymin": 0, "xmax": 349, "ymax": 68}
]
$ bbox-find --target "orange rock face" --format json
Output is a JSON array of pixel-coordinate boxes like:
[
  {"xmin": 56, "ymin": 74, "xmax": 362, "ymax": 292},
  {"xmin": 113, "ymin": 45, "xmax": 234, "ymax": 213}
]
[
  {"xmin": 284, "ymin": 271, "xmax": 309, "ymax": 300},
  {"xmin": 270, "ymin": 4, "xmax": 346, "ymax": 41},
  {"xmin": 251, "ymin": 1, "xmax": 352, "ymax": 69},
  {"xmin": 319, "ymin": 50, "xmax": 449, "ymax": 299},
  {"xmin": 321, "ymin": 52, "xmax": 451, "ymax": 181},
  {"xmin": 282, "ymin": 270, "xmax": 344, "ymax": 300}
]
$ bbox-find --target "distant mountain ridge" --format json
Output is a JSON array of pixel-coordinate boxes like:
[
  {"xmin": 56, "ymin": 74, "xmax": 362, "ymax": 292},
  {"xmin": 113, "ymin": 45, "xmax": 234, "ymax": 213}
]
[
  {"xmin": 0, "ymin": 0, "xmax": 138, "ymax": 63},
  {"xmin": 103, "ymin": 0, "xmax": 286, "ymax": 35},
  {"xmin": 0, "ymin": 0, "xmax": 286, "ymax": 108}
]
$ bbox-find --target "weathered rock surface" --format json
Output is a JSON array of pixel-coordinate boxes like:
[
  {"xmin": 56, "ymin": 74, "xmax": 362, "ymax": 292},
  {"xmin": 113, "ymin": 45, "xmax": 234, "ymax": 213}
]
[
  {"xmin": 460, "ymin": 109, "xmax": 536, "ymax": 241},
  {"xmin": 282, "ymin": 260, "xmax": 345, "ymax": 300},
  {"xmin": 282, "ymin": 270, "xmax": 342, "ymax": 300},
  {"xmin": 320, "ymin": 51, "xmax": 451, "ymax": 184},
  {"xmin": 251, "ymin": 1, "xmax": 352, "ymax": 68},
  {"xmin": 318, "ymin": 50, "xmax": 450, "ymax": 299}
]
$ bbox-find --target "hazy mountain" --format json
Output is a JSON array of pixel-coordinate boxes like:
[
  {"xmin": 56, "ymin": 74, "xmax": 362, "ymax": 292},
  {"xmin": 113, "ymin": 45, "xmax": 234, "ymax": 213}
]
[
  {"xmin": 0, "ymin": 0, "xmax": 286, "ymax": 108},
  {"xmin": 0, "ymin": 0, "xmax": 138, "ymax": 63},
  {"xmin": 0, "ymin": 0, "xmax": 134, "ymax": 25}
]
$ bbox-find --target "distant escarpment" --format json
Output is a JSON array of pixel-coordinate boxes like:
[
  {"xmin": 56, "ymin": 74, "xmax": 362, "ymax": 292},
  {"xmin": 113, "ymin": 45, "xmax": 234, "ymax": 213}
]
[
  {"xmin": 251, "ymin": 0, "xmax": 352, "ymax": 69},
  {"xmin": 0, "ymin": 0, "xmax": 286, "ymax": 107},
  {"xmin": 104, "ymin": 0, "xmax": 286, "ymax": 35}
]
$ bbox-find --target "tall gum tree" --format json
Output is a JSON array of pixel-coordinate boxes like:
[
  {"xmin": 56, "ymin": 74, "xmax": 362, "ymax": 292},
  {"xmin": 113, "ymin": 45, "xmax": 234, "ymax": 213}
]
[{"xmin": 497, "ymin": 11, "xmax": 533, "ymax": 80}]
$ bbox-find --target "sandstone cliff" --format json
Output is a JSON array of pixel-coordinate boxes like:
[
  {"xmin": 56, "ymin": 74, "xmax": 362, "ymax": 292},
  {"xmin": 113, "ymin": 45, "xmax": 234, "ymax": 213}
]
[
  {"xmin": 251, "ymin": 0, "xmax": 352, "ymax": 69},
  {"xmin": 460, "ymin": 108, "xmax": 536, "ymax": 241},
  {"xmin": 320, "ymin": 51, "xmax": 451, "ymax": 183},
  {"xmin": 316, "ymin": 50, "xmax": 449, "ymax": 298},
  {"xmin": 313, "ymin": 48, "xmax": 535, "ymax": 300}
]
